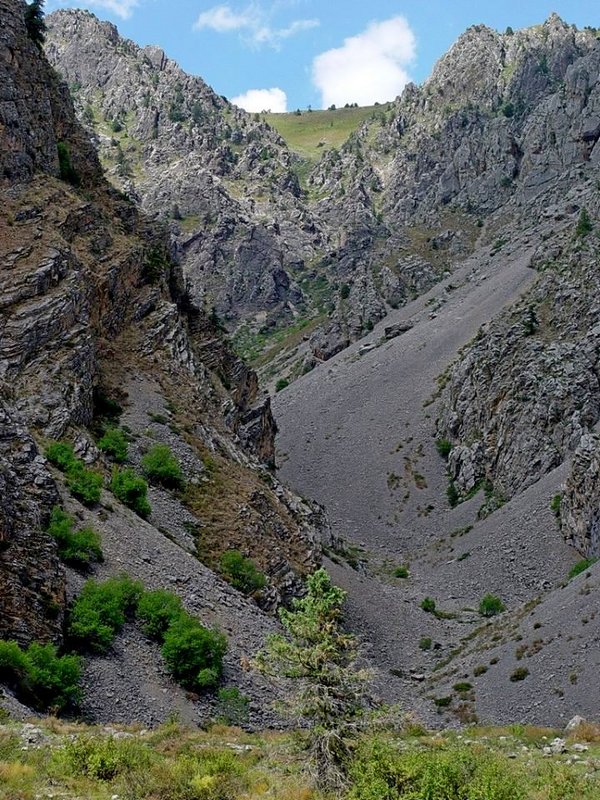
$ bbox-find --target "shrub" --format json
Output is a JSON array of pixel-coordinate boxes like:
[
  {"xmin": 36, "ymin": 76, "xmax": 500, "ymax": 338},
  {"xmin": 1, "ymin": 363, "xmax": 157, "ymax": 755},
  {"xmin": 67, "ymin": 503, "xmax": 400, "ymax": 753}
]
[
  {"xmin": 453, "ymin": 681, "xmax": 473, "ymax": 692},
  {"xmin": 568, "ymin": 557, "xmax": 598, "ymax": 580},
  {"xmin": 65, "ymin": 463, "xmax": 103, "ymax": 506},
  {"xmin": 137, "ymin": 589, "xmax": 183, "ymax": 640},
  {"xmin": 46, "ymin": 442, "xmax": 103, "ymax": 506},
  {"xmin": 447, "ymin": 481, "xmax": 459, "ymax": 507},
  {"xmin": 419, "ymin": 637, "xmax": 432, "ymax": 651},
  {"xmin": 58, "ymin": 735, "xmax": 151, "ymax": 780},
  {"xmin": 435, "ymin": 439, "xmax": 452, "ymax": 460},
  {"xmin": 98, "ymin": 428, "xmax": 128, "ymax": 463},
  {"xmin": 275, "ymin": 378, "xmax": 289, "ymax": 392},
  {"xmin": 69, "ymin": 575, "xmax": 143, "ymax": 653},
  {"xmin": 56, "ymin": 141, "xmax": 80, "ymax": 186},
  {"xmin": 393, "ymin": 565, "xmax": 409, "ymax": 579},
  {"xmin": 161, "ymin": 615, "xmax": 226, "ymax": 692},
  {"xmin": 510, "ymin": 667, "xmax": 529, "ymax": 682},
  {"xmin": 550, "ymin": 493, "xmax": 561, "ymax": 517},
  {"xmin": 110, "ymin": 467, "xmax": 151, "ymax": 518},
  {"xmin": 479, "ymin": 594, "xmax": 505, "ymax": 617},
  {"xmin": 219, "ymin": 550, "xmax": 267, "ymax": 595},
  {"xmin": 21, "ymin": 643, "xmax": 82, "ymax": 711},
  {"xmin": 576, "ymin": 207, "xmax": 593, "ymax": 237},
  {"xmin": 421, "ymin": 597, "xmax": 436, "ymax": 613},
  {"xmin": 0, "ymin": 640, "xmax": 81, "ymax": 712},
  {"xmin": 473, "ymin": 664, "xmax": 488, "ymax": 677},
  {"xmin": 340, "ymin": 283, "xmax": 351, "ymax": 299},
  {"xmin": 141, "ymin": 444, "xmax": 183, "ymax": 489},
  {"xmin": 215, "ymin": 687, "xmax": 250, "ymax": 726},
  {"xmin": 350, "ymin": 739, "xmax": 527, "ymax": 800},
  {"xmin": 46, "ymin": 441, "xmax": 77, "ymax": 471},
  {"xmin": 47, "ymin": 506, "xmax": 103, "ymax": 567}
]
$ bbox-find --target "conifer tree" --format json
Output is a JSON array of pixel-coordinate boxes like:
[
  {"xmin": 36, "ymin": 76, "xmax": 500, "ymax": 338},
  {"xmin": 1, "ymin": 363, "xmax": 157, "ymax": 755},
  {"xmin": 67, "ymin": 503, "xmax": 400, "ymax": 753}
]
[
  {"xmin": 25, "ymin": 0, "xmax": 46, "ymax": 47},
  {"xmin": 256, "ymin": 568, "xmax": 371, "ymax": 791}
]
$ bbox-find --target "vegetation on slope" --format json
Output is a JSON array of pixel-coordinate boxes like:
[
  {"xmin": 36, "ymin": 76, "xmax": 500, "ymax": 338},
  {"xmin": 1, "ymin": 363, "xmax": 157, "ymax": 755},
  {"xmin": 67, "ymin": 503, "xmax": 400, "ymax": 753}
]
[
  {"xmin": 263, "ymin": 105, "xmax": 384, "ymax": 161},
  {"xmin": 1, "ymin": 717, "xmax": 600, "ymax": 799}
]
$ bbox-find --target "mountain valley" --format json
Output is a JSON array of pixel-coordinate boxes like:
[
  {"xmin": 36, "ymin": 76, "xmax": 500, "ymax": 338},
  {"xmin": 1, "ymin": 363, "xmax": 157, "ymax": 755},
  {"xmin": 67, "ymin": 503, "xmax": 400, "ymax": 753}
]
[{"xmin": 1, "ymin": 1, "xmax": 600, "ymax": 794}]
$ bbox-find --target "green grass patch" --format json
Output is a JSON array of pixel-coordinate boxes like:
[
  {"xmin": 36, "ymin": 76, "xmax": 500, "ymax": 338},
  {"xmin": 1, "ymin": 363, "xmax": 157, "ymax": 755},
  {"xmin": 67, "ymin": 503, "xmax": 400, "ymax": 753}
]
[
  {"xmin": 568, "ymin": 557, "xmax": 598, "ymax": 580},
  {"xmin": 264, "ymin": 105, "xmax": 379, "ymax": 161}
]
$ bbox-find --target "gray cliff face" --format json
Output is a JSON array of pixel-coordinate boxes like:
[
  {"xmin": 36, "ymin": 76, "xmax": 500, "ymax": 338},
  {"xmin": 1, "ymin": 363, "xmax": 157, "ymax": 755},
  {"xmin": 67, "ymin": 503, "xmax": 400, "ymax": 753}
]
[
  {"xmin": 561, "ymin": 434, "xmax": 600, "ymax": 557},
  {"xmin": 44, "ymin": 9, "xmax": 321, "ymax": 330},
  {"xmin": 435, "ymin": 32, "xmax": 600, "ymax": 544}
]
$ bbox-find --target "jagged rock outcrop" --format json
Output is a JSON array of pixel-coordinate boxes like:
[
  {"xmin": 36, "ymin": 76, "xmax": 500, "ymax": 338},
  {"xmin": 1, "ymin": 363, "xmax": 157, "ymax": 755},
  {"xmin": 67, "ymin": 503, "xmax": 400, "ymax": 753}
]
[
  {"xmin": 44, "ymin": 9, "xmax": 320, "ymax": 329},
  {"xmin": 561, "ymin": 434, "xmax": 600, "ymax": 556},
  {"xmin": 1, "ymin": 0, "xmax": 322, "ymax": 722}
]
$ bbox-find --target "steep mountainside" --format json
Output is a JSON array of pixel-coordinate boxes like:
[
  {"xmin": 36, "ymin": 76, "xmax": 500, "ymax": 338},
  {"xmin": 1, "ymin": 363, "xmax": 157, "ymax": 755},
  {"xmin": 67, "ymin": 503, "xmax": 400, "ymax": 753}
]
[
  {"xmin": 44, "ymin": 10, "xmax": 323, "ymax": 335},
  {"xmin": 1, "ymin": 0, "xmax": 324, "ymax": 725},
  {"xmin": 44, "ymin": 11, "xmax": 487, "ymax": 385},
  {"xmin": 274, "ymin": 17, "xmax": 600, "ymax": 725}
]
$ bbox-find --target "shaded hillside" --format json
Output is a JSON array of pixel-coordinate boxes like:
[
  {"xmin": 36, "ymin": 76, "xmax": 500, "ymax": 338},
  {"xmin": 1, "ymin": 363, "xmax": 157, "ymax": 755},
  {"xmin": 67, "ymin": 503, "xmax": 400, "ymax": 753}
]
[{"xmin": 0, "ymin": 0, "xmax": 324, "ymax": 726}]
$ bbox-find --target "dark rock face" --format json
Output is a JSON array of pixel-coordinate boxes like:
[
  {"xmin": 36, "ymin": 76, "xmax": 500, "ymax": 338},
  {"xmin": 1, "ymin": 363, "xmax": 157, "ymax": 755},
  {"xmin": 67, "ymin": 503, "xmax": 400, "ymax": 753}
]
[
  {"xmin": 561, "ymin": 435, "xmax": 600, "ymax": 557},
  {"xmin": 0, "ymin": 402, "xmax": 64, "ymax": 646},
  {"xmin": 0, "ymin": 0, "xmax": 321, "ymax": 667}
]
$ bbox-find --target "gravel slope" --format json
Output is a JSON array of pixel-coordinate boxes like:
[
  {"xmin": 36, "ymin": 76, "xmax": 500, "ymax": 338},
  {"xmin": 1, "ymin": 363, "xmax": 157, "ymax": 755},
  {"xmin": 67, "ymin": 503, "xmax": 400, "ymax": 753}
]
[{"xmin": 273, "ymin": 235, "xmax": 590, "ymax": 725}]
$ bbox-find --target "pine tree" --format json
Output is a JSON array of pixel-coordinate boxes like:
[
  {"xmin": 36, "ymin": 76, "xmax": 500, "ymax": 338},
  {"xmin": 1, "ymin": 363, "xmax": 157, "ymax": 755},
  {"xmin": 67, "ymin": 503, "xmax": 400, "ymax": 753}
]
[
  {"xmin": 24, "ymin": 0, "xmax": 46, "ymax": 47},
  {"xmin": 255, "ymin": 568, "xmax": 371, "ymax": 791}
]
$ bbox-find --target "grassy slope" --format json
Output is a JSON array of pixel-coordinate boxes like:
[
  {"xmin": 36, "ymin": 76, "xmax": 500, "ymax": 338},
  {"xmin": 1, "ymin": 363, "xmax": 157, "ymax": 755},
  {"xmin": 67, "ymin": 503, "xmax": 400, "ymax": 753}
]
[
  {"xmin": 1, "ymin": 717, "xmax": 600, "ymax": 799},
  {"xmin": 264, "ymin": 105, "xmax": 382, "ymax": 161}
]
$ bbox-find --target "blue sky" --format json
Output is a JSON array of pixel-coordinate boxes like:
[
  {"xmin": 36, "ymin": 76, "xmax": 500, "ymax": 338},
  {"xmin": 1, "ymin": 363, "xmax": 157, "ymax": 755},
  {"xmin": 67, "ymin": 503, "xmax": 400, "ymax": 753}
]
[{"xmin": 46, "ymin": 0, "xmax": 598, "ymax": 111}]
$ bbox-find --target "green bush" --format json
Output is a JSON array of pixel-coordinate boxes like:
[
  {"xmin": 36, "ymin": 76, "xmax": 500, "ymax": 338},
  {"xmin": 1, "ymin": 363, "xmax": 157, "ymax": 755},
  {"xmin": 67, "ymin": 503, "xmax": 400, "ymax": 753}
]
[
  {"xmin": 47, "ymin": 506, "xmax": 103, "ymax": 567},
  {"xmin": 69, "ymin": 575, "xmax": 143, "ymax": 653},
  {"xmin": 215, "ymin": 687, "xmax": 250, "ymax": 726},
  {"xmin": 419, "ymin": 637, "xmax": 432, "ymax": 651},
  {"xmin": 393, "ymin": 565, "xmax": 409, "ymax": 579},
  {"xmin": 141, "ymin": 444, "xmax": 183, "ymax": 489},
  {"xmin": 340, "ymin": 283, "xmax": 351, "ymax": 299},
  {"xmin": 435, "ymin": 439, "xmax": 453, "ymax": 460},
  {"xmin": 219, "ymin": 550, "xmax": 267, "ymax": 595},
  {"xmin": 46, "ymin": 441, "xmax": 77, "ymax": 471},
  {"xmin": 66, "ymin": 463, "xmax": 103, "ymax": 506},
  {"xmin": 110, "ymin": 467, "xmax": 151, "ymax": 518},
  {"xmin": 98, "ymin": 428, "xmax": 128, "ymax": 463},
  {"xmin": 479, "ymin": 594, "xmax": 505, "ymax": 617},
  {"xmin": 137, "ymin": 589, "xmax": 184, "ymax": 640},
  {"xmin": 275, "ymin": 378, "xmax": 289, "ymax": 392},
  {"xmin": 161, "ymin": 615, "xmax": 226, "ymax": 692},
  {"xmin": 510, "ymin": 667, "xmax": 529, "ymax": 682},
  {"xmin": 46, "ymin": 442, "xmax": 103, "ymax": 506},
  {"xmin": 420, "ymin": 597, "xmax": 436, "ymax": 613},
  {"xmin": 447, "ymin": 481, "xmax": 460, "ymax": 507},
  {"xmin": 0, "ymin": 639, "xmax": 81, "ymax": 712},
  {"xmin": 58, "ymin": 735, "xmax": 151, "ymax": 780},
  {"xmin": 349, "ymin": 739, "xmax": 527, "ymax": 800},
  {"xmin": 568, "ymin": 557, "xmax": 598, "ymax": 580},
  {"xmin": 576, "ymin": 207, "xmax": 593, "ymax": 237},
  {"xmin": 550, "ymin": 493, "xmax": 561, "ymax": 517},
  {"xmin": 56, "ymin": 141, "xmax": 80, "ymax": 186}
]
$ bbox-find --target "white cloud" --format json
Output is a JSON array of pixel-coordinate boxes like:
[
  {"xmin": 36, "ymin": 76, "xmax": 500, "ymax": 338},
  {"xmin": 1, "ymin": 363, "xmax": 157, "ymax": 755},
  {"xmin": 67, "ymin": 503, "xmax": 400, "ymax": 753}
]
[
  {"xmin": 312, "ymin": 16, "xmax": 416, "ymax": 108},
  {"xmin": 231, "ymin": 87, "xmax": 288, "ymax": 112},
  {"xmin": 193, "ymin": 3, "xmax": 319, "ymax": 48},
  {"xmin": 194, "ymin": 5, "xmax": 253, "ymax": 32}
]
